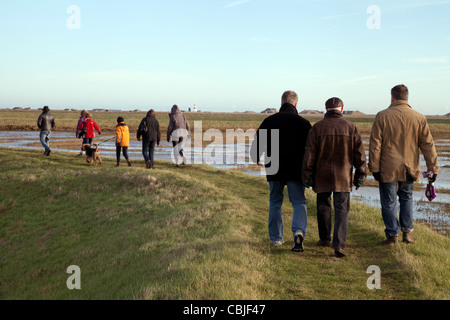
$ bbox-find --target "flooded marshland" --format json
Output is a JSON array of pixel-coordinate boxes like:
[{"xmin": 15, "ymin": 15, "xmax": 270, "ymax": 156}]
[{"xmin": 1, "ymin": 131, "xmax": 449, "ymax": 237}]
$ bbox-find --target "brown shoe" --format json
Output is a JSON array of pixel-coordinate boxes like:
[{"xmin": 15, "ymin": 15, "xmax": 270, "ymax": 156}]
[
  {"xmin": 402, "ymin": 232, "xmax": 416, "ymax": 244},
  {"xmin": 127, "ymin": 160, "xmax": 131, "ymax": 167},
  {"xmin": 334, "ymin": 248, "xmax": 347, "ymax": 258},
  {"xmin": 381, "ymin": 236, "xmax": 398, "ymax": 245}
]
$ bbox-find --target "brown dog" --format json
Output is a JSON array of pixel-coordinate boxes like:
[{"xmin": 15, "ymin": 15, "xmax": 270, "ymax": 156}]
[{"xmin": 82, "ymin": 144, "xmax": 102, "ymax": 165}]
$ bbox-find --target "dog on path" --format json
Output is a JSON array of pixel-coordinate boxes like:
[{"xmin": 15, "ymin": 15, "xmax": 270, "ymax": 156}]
[{"xmin": 82, "ymin": 144, "xmax": 102, "ymax": 165}]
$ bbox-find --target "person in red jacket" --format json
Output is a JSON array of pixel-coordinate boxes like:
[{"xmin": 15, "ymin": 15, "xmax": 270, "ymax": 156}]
[{"xmin": 79, "ymin": 112, "xmax": 101, "ymax": 145}]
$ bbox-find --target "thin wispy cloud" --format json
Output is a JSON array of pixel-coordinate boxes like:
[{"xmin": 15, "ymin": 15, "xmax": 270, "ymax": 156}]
[
  {"xmin": 223, "ymin": 0, "xmax": 251, "ymax": 9},
  {"xmin": 314, "ymin": 25, "xmax": 340, "ymax": 37},
  {"xmin": 250, "ymin": 36, "xmax": 277, "ymax": 43},
  {"xmin": 321, "ymin": 12, "xmax": 361, "ymax": 20},
  {"xmin": 408, "ymin": 57, "xmax": 448, "ymax": 64},
  {"xmin": 334, "ymin": 75, "xmax": 380, "ymax": 86},
  {"xmin": 397, "ymin": 0, "xmax": 450, "ymax": 9}
]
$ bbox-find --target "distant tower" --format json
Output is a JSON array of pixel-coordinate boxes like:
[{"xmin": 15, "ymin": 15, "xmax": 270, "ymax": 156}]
[{"xmin": 193, "ymin": 104, "xmax": 198, "ymax": 112}]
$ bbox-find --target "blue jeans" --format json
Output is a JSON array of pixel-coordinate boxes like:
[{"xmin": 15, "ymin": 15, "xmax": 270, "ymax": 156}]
[
  {"xmin": 379, "ymin": 175, "xmax": 414, "ymax": 238},
  {"xmin": 268, "ymin": 181, "xmax": 307, "ymax": 243},
  {"xmin": 39, "ymin": 131, "xmax": 51, "ymax": 153},
  {"xmin": 142, "ymin": 140, "xmax": 156, "ymax": 168}
]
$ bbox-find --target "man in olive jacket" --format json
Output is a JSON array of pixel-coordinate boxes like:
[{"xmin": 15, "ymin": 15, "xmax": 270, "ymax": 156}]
[
  {"xmin": 369, "ymin": 84, "xmax": 439, "ymax": 245},
  {"xmin": 251, "ymin": 90, "xmax": 312, "ymax": 252},
  {"xmin": 302, "ymin": 97, "xmax": 366, "ymax": 257}
]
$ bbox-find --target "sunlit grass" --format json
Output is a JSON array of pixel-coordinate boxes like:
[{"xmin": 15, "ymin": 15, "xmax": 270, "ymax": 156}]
[{"xmin": 1, "ymin": 148, "xmax": 449, "ymax": 300}]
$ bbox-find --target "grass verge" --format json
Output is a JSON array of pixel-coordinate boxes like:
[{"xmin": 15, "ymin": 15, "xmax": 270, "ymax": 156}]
[{"xmin": 0, "ymin": 148, "xmax": 449, "ymax": 299}]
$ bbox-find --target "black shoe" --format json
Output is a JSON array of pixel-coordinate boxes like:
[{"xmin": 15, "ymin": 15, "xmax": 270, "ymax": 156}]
[{"xmin": 292, "ymin": 232, "xmax": 304, "ymax": 252}]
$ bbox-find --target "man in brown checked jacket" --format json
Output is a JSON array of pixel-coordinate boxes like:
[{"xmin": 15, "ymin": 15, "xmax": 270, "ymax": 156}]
[{"xmin": 302, "ymin": 97, "xmax": 367, "ymax": 257}]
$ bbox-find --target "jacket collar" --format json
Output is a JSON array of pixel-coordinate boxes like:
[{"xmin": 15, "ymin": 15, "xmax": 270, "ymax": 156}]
[
  {"xmin": 389, "ymin": 100, "xmax": 411, "ymax": 109},
  {"xmin": 279, "ymin": 103, "xmax": 298, "ymax": 114},
  {"xmin": 325, "ymin": 109, "xmax": 343, "ymax": 118}
]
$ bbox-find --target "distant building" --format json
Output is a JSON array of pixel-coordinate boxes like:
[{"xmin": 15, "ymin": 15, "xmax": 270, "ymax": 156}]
[
  {"xmin": 261, "ymin": 108, "xmax": 278, "ymax": 114},
  {"xmin": 299, "ymin": 110, "xmax": 324, "ymax": 115}
]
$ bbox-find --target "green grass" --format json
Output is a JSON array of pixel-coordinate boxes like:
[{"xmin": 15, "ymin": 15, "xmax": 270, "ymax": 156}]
[{"xmin": 1, "ymin": 148, "xmax": 449, "ymax": 300}]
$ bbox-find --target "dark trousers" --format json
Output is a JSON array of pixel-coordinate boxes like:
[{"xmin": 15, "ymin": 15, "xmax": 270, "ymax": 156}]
[
  {"xmin": 116, "ymin": 146, "xmax": 129, "ymax": 163},
  {"xmin": 172, "ymin": 136, "xmax": 184, "ymax": 148},
  {"xmin": 142, "ymin": 140, "xmax": 156, "ymax": 168},
  {"xmin": 317, "ymin": 192, "xmax": 350, "ymax": 250}
]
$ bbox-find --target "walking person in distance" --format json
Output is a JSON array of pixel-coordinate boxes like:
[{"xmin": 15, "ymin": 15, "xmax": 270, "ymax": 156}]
[
  {"xmin": 78, "ymin": 112, "xmax": 101, "ymax": 146},
  {"xmin": 137, "ymin": 109, "xmax": 161, "ymax": 169},
  {"xmin": 37, "ymin": 106, "xmax": 55, "ymax": 156},
  {"xmin": 167, "ymin": 105, "xmax": 190, "ymax": 167},
  {"xmin": 115, "ymin": 116, "xmax": 131, "ymax": 167}
]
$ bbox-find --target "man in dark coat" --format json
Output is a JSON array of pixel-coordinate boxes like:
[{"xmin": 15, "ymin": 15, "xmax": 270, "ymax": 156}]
[
  {"xmin": 302, "ymin": 97, "xmax": 366, "ymax": 257},
  {"xmin": 137, "ymin": 109, "xmax": 161, "ymax": 169},
  {"xmin": 251, "ymin": 90, "xmax": 312, "ymax": 252},
  {"xmin": 37, "ymin": 106, "xmax": 55, "ymax": 156}
]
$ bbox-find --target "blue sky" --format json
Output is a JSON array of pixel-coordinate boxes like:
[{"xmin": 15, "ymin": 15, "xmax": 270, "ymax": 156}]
[{"xmin": 0, "ymin": 0, "xmax": 449, "ymax": 114}]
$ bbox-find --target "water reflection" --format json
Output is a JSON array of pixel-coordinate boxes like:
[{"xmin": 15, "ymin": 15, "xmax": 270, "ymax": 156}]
[{"xmin": 1, "ymin": 131, "xmax": 449, "ymax": 236}]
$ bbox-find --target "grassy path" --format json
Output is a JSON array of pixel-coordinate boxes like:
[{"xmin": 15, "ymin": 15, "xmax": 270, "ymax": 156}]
[{"xmin": 0, "ymin": 148, "xmax": 449, "ymax": 299}]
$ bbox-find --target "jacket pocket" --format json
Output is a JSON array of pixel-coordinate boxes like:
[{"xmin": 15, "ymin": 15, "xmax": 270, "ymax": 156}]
[{"xmin": 405, "ymin": 165, "xmax": 420, "ymax": 181}]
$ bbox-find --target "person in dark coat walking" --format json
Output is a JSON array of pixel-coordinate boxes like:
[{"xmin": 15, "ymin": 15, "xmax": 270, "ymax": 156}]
[
  {"xmin": 37, "ymin": 106, "xmax": 55, "ymax": 156},
  {"xmin": 76, "ymin": 109, "xmax": 87, "ymax": 155},
  {"xmin": 251, "ymin": 90, "xmax": 312, "ymax": 252},
  {"xmin": 302, "ymin": 97, "xmax": 367, "ymax": 257},
  {"xmin": 137, "ymin": 109, "xmax": 161, "ymax": 169}
]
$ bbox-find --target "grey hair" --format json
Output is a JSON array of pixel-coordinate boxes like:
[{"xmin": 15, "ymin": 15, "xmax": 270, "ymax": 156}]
[{"xmin": 281, "ymin": 90, "xmax": 298, "ymax": 106}]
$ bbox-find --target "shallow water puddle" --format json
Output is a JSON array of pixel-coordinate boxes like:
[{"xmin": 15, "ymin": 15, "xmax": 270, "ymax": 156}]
[{"xmin": 1, "ymin": 131, "xmax": 449, "ymax": 237}]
